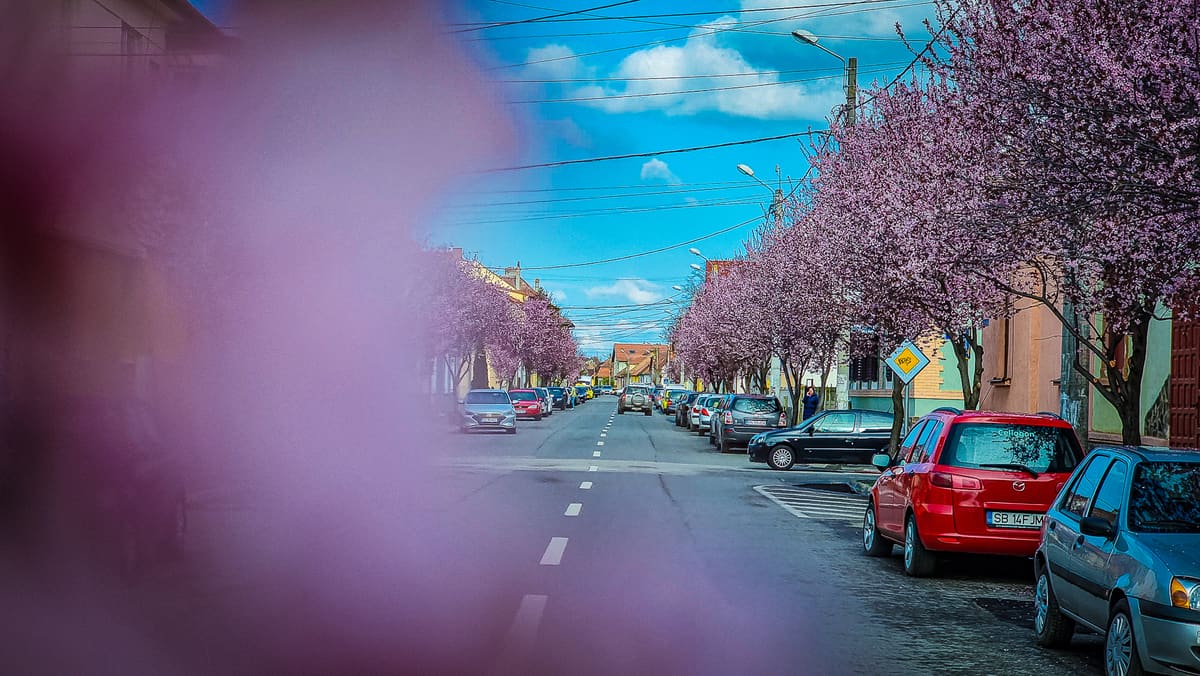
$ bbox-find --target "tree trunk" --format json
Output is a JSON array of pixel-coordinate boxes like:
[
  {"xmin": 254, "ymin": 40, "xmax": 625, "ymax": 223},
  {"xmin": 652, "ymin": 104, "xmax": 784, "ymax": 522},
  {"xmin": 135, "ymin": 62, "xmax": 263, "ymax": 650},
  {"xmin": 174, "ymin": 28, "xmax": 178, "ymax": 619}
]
[
  {"xmin": 948, "ymin": 330, "xmax": 984, "ymax": 410},
  {"xmin": 1085, "ymin": 316, "xmax": 1149, "ymax": 446},
  {"xmin": 780, "ymin": 356, "xmax": 802, "ymax": 426},
  {"xmin": 889, "ymin": 377, "xmax": 906, "ymax": 458}
]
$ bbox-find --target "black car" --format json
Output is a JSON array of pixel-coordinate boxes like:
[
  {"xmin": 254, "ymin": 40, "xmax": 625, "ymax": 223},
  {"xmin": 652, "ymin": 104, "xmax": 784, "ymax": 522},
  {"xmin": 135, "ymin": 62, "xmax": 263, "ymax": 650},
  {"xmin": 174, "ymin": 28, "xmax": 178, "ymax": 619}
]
[
  {"xmin": 547, "ymin": 386, "xmax": 572, "ymax": 410},
  {"xmin": 747, "ymin": 409, "xmax": 895, "ymax": 470},
  {"xmin": 674, "ymin": 392, "xmax": 702, "ymax": 427},
  {"xmin": 711, "ymin": 394, "xmax": 786, "ymax": 453}
]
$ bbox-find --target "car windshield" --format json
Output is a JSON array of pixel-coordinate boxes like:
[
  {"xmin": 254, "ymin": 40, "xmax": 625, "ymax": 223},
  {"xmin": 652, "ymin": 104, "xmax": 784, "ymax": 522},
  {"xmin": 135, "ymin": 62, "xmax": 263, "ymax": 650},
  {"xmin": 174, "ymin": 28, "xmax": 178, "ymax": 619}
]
[
  {"xmin": 575, "ymin": 387, "xmax": 587, "ymax": 393},
  {"xmin": 732, "ymin": 398, "xmax": 781, "ymax": 414},
  {"xmin": 548, "ymin": 388, "xmax": 564, "ymax": 395},
  {"xmin": 509, "ymin": 391, "xmax": 538, "ymax": 402},
  {"xmin": 465, "ymin": 391, "xmax": 509, "ymax": 405},
  {"xmin": 940, "ymin": 423, "xmax": 1081, "ymax": 473},
  {"xmin": 1129, "ymin": 462, "xmax": 1200, "ymax": 533}
]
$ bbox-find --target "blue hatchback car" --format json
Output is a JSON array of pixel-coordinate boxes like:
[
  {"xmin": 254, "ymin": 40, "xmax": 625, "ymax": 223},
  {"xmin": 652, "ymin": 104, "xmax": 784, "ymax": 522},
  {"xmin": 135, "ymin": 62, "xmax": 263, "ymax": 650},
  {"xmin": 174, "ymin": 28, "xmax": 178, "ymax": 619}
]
[{"xmin": 1034, "ymin": 446, "xmax": 1200, "ymax": 676}]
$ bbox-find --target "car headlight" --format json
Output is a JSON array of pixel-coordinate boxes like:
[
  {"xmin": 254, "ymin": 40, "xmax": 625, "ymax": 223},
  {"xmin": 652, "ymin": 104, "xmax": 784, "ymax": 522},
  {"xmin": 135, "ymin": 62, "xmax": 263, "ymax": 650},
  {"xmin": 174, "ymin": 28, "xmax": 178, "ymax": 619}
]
[{"xmin": 1170, "ymin": 576, "xmax": 1200, "ymax": 610}]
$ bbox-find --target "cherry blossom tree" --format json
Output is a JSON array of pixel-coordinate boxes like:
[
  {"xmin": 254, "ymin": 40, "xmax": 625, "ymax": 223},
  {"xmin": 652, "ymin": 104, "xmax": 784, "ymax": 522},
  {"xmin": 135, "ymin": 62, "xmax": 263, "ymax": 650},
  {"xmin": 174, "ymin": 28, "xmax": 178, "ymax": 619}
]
[
  {"xmin": 419, "ymin": 251, "xmax": 515, "ymax": 395},
  {"xmin": 929, "ymin": 0, "xmax": 1200, "ymax": 443}
]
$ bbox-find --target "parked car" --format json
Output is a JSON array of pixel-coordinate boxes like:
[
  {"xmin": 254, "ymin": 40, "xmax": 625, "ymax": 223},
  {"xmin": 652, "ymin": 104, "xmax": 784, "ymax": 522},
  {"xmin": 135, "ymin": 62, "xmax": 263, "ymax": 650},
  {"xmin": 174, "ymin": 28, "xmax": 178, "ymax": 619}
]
[
  {"xmin": 1033, "ymin": 446, "xmax": 1200, "ymax": 676},
  {"xmin": 689, "ymin": 394, "xmax": 723, "ymax": 434},
  {"xmin": 507, "ymin": 389, "xmax": 545, "ymax": 420},
  {"xmin": 598, "ymin": 385, "xmax": 613, "ymax": 395},
  {"xmin": 618, "ymin": 385, "xmax": 653, "ymax": 415},
  {"xmin": 661, "ymin": 387, "xmax": 691, "ymax": 414},
  {"xmin": 711, "ymin": 394, "xmax": 786, "ymax": 453},
  {"xmin": 675, "ymin": 392, "xmax": 702, "ymax": 427},
  {"xmin": 574, "ymin": 385, "xmax": 589, "ymax": 403},
  {"xmin": 863, "ymin": 408, "xmax": 1084, "ymax": 577},
  {"xmin": 707, "ymin": 394, "xmax": 735, "ymax": 440},
  {"xmin": 533, "ymin": 387, "xmax": 554, "ymax": 416},
  {"xmin": 460, "ymin": 389, "xmax": 517, "ymax": 434},
  {"xmin": 748, "ymin": 409, "xmax": 896, "ymax": 470},
  {"xmin": 547, "ymin": 386, "xmax": 572, "ymax": 410}
]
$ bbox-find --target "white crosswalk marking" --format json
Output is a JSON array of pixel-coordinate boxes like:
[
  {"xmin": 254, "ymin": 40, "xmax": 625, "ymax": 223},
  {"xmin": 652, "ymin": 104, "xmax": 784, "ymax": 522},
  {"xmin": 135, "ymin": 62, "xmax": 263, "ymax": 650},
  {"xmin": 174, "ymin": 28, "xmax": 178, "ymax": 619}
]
[{"xmin": 754, "ymin": 485, "xmax": 867, "ymax": 523}]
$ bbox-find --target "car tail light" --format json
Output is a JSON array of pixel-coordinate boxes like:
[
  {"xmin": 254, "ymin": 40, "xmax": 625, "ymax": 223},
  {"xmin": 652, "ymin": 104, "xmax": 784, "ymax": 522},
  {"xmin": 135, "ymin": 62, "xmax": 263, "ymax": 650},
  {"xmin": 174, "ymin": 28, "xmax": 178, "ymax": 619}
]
[
  {"xmin": 700, "ymin": 408, "xmax": 709, "ymax": 416},
  {"xmin": 723, "ymin": 411, "xmax": 733, "ymax": 425},
  {"xmin": 931, "ymin": 472, "xmax": 982, "ymax": 490},
  {"xmin": 778, "ymin": 413, "xmax": 787, "ymax": 426}
]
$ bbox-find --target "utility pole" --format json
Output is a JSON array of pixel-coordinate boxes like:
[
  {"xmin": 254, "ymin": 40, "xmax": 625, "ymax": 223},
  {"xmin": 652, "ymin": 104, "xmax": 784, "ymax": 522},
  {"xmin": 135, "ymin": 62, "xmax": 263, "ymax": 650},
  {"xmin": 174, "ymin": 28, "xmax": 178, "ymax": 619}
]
[{"xmin": 844, "ymin": 57, "xmax": 858, "ymax": 126}]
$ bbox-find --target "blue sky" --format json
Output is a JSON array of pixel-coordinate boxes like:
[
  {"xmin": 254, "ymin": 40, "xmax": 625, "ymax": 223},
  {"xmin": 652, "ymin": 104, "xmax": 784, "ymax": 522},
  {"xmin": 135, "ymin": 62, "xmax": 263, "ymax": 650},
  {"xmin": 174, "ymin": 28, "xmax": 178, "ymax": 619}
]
[{"xmin": 191, "ymin": 1, "xmax": 940, "ymax": 355}]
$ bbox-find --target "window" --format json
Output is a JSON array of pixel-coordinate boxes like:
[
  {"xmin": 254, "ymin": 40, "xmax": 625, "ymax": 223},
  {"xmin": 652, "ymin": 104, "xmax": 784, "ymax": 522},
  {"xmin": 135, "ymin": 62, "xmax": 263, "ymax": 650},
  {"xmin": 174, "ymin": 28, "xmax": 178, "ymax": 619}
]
[
  {"xmin": 1128, "ymin": 462, "xmax": 1200, "ymax": 533},
  {"xmin": 1061, "ymin": 456, "xmax": 1110, "ymax": 519},
  {"xmin": 860, "ymin": 412, "xmax": 895, "ymax": 433},
  {"xmin": 1087, "ymin": 461, "xmax": 1129, "ymax": 529},
  {"xmin": 509, "ymin": 391, "xmax": 538, "ymax": 402},
  {"xmin": 465, "ymin": 391, "xmax": 509, "ymax": 405},
  {"xmin": 731, "ymin": 397, "xmax": 781, "ymax": 414},
  {"xmin": 911, "ymin": 421, "xmax": 943, "ymax": 463},
  {"xmin": 940, "ymin": 424, "xmax": 1083, "ymax": 473},
  {"xmin": 898, "ymin": 421, "xmax": 926, "ymax": 459},
  {"xmin": 814, "ymin": 412, "xmax": 855, "ymax": 433}
]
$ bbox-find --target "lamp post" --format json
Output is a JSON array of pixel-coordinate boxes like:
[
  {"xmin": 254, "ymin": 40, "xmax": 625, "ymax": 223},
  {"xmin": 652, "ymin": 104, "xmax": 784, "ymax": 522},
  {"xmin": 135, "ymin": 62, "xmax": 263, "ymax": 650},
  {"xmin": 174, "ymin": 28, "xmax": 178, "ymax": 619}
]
[
  {"xmin": 736, "ymin": 163, "xmax": 785, "ymax": 225},
  {"xmin": 792, "ymin": 28, "xmax": 857, "ymax": 126}
]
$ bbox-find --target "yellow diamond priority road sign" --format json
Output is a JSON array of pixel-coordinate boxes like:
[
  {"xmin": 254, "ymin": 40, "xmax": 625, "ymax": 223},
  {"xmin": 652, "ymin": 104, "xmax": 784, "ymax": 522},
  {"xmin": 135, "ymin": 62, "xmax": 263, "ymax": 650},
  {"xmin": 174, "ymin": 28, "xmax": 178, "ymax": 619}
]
[{"xmin": 885, "ymin": 340, "xmax": 930, "ymax": 384}]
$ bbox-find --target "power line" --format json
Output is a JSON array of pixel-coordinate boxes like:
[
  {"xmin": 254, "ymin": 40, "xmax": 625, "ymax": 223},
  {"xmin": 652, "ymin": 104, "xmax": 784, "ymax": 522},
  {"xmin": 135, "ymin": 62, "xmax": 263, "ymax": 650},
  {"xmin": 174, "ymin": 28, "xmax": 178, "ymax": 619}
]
[
  {"xmin": 481, "ymin": 131, "xmax": 827, "ymax": 173},
  {"xmin": 508, "ymin": 63, "xmax": 902, "ymax": 105},
  {"xmin": 478, "ymin": 215, "xmax": 758, "ymax": 271},
  {"xmin": 445, "ymin": 195, "xmax": 762, "ymax": 226},
  {"xmin": 450, "ymin": 0, "xmax": 641, "ymax": 34},
  {"xmin": 458, "ymin": 0, "xmax": 925, "ymax": 26}
]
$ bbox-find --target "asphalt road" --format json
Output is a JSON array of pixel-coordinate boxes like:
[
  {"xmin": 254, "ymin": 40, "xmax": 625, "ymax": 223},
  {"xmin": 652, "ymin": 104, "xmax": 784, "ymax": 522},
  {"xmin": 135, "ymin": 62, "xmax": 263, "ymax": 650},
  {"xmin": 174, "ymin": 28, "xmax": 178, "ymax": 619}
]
[
  {"xmin": 170, "ymin": 397, "xmax": 1105, "ymax": 674},
  {"xmin": 429, "ymin": 398, "xmax": 1105, "ymax": 675}
]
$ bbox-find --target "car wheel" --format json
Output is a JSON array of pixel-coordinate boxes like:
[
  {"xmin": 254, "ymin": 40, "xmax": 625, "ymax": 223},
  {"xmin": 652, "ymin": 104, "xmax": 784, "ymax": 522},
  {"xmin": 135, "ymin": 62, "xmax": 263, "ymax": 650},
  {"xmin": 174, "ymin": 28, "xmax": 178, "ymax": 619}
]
[
  {"xmin": 708, "ymin": 433, "xmax": 715, "ymax": 446},
  {"xmin": 506, "ymin": 428, "xmax": 517, "ymax": 435},
  {"xmin": 618, "ymin": 407, "xmax": 625, "ymax": 415},
  {"xmin": 862, "ymin": 502, "xmax": 892, "ymax": 557},
  {"xmin": 535, "ymin": 413, "xmax": 543, "ymax": 421},
  {"xmin": 1105, "ymin": 600, "xmax": 1145, "ymax": 676},
  {"xmin": 717, "ymin": 434, "xmax": 728, "ymax": 453},
  {"xmin": 644, "ymin": 409, "xmax": 651, "ymax": 416},
  {"xmin": 1034, "ymin": 565, "xmax": 1075, "ymax": 648},
  {"xmin": 903, "ymin": 515, "xmax": 936, "ymax": 577},
  {"xmin": 766, "ymin": 444, "xmax": 795, "ymax": 471}
]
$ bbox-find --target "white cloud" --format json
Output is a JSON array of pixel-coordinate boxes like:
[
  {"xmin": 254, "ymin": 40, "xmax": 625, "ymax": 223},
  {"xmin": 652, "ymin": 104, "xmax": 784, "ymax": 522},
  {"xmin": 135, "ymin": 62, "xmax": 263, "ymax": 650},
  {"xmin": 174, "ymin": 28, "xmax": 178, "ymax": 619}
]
[
  {"xmin": 565, "ymin": 17, "xmax": 842, "ymax": 120},
  {"xmin": 547, "ymin": 288, "xmax": 568, "ymax": 303},
  {"xmin": 640, "ymin": 158, "xmax": 681, "ymax": 184},
  {"xmin": 522, "ymin": 44, "xmax": 583, "ymax": 81},
  {"xmin": 584, "ymin": 278, "xmax": 663, "ymax": 304}
]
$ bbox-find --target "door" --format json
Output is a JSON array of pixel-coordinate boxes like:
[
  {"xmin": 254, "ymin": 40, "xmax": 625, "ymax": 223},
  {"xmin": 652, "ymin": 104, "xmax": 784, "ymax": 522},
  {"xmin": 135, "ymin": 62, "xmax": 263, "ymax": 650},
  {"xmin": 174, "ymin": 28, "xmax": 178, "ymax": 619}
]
[
  {"xmin": 807, "ymin": 411, "xmax": 857, "ymax": 461},
  {"xmin": 1068, "ymin": 460, "xmax": 1128, "ymax": 626},
  {"xmin": 876, "ymin": 421, "xmax": 926, "ymax": 536},
  {"xmin": 1044, "ymin": 455, "xmax": 1110, "ymax": 616},
  {"xmin": 1170, "ymin": 318, "xmax": 1200, "ymax": 448}
]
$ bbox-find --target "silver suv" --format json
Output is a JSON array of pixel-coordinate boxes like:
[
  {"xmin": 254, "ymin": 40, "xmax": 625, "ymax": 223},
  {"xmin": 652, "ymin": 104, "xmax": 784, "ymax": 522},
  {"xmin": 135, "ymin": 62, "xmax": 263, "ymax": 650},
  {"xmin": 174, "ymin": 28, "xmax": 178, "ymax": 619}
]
[
  {"xmin": 460, "ymin": 389, "xmax": 517, "ymax": 434},
  {"xmin": 618, "ymin": 385, "xmax": 653, "ymax": 416},
  {"xmin": 1034, "ymin": 446, "xmax": 1200, "ymax": 675}
]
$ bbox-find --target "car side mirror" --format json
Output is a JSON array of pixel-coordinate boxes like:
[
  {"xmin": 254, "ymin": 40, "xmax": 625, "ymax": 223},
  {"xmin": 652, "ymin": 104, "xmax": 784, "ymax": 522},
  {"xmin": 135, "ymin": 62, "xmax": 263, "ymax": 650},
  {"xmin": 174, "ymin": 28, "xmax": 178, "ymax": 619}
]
[
  {"xmin": 806, "ymin": 427, "xmax": 815, "ymax": 436},
  {"xmin": 1079, "ymin": 516, "xmax": 1116, "ymax": 539},
  {"xmin": 457, "ymin": 400, "xmax": 464, "ymax": 405},
  {"xmin": 871, "ymin": 453, "xmax": 891, "ymax": 470}
]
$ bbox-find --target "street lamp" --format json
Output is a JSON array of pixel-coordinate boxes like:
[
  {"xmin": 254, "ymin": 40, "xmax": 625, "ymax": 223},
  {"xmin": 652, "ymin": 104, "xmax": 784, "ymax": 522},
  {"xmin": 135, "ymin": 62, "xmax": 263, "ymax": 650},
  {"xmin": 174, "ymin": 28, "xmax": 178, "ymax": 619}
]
[
  {"xmin": 689, "ymin": 263, "xmax": 704, "ymax": 272},
  {"xmin": 688, "ymin": 247, "xmax": 708, "ymax": 260},
  {"xmin": 792, "ymin": 28, "xmax": 857, "ymax": 126},
  {"xmin": 737, "ymin": 163, "xmax": 785, "ymax": 224},
  {"xmin": 671, "ymin": 284, "xmax": 684, "ymax": 291}
]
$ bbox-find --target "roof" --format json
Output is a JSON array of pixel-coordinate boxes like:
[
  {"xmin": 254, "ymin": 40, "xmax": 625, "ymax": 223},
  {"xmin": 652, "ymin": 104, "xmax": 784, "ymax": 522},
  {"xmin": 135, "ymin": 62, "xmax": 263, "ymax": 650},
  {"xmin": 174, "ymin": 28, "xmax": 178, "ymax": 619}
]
[
  {"xmin": 929, "ymin": 409, "xmax": 1073, "ymax": 428},
  {"xmin": 1093, "ymin": 446, "xmax": 1200, "ymax": 462}
]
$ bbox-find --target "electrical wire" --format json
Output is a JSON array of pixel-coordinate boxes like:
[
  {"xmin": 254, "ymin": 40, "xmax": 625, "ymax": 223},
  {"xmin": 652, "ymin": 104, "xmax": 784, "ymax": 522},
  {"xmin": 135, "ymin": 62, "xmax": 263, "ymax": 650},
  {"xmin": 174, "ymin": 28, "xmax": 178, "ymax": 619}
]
[
  {"xmin": 450, "ymin": 0, "xmax": 641, "ymax": 34},
  {"xmin": 481, "ymin": 131, "xmax": 827, "ymax": 173},
  {"xmin": 457, "ymin": 0, "xmax": 927, "ymax": 26}
]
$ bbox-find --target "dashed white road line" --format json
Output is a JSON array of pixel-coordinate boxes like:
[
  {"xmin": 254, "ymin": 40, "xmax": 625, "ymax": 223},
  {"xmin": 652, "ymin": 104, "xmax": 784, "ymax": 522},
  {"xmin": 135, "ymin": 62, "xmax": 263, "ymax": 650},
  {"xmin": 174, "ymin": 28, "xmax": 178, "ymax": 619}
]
[
  {"xmin": 564, "ymin": 503, "xmax": 582, "ymax": 516},
  {"xmin": 588, "ymin": 465, "xmax": 598, "ymax": 472},
  {"xmin": 596, "ymin": 441, "xmax": 604, "ymax": 446},
  {"xmin": 489, "ymin": 593, "xmax": 548, "ymax": 674},
  {"xmin": 540, "ymin": 537, "xmax": 568, "ymax": 565},
  {"xmin": 600, "ymin": 433, "xmax": 607, "ymax": 437},
  {"xmin": 580, "ymin": 481, "xmax": 592, "ymax": 489},
  {"xmin": 593, "ymin": 451, "xmax": 601, "ymax": 457}
]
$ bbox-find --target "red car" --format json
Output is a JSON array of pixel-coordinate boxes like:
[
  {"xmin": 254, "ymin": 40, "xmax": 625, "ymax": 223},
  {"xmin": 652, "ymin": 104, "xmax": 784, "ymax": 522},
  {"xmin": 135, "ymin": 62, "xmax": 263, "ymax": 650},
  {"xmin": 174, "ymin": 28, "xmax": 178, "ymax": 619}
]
[
  {"xmin": 508, "ymin": 389, "xmax": 545, "ymax": 420},
  {"xmin": 863, "ymin": 408, "xmax": 1084, "ymax": 577}
]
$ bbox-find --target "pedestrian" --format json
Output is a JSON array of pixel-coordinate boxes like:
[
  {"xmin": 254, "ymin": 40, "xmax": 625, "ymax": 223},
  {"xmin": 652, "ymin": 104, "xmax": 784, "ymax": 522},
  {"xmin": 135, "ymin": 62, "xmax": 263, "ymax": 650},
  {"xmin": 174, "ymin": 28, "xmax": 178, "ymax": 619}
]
[{"xmin": 802, "ymin": 386, "xmax": 820, "ymax": 420}]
